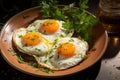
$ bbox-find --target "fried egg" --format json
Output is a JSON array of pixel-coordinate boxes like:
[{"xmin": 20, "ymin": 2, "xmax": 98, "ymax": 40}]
[
  {"xmin": 27, "ymin": 19, "xmax": 73, "ymax": 44},
  {"xmin": 48, "ymin": 37, "xmax": 89, "ymax": 70},
  {"xmin": 33, "ymin": 37, "xmax": 89, "ymax": 70},
  {"xmin": 12, "ymin": 28, "xmax": 50, "ymax": 56}
]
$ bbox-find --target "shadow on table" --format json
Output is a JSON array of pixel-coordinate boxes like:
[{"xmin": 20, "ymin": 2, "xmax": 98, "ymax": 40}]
[{"xmin": 102, "ymin": 36, "xmax": 120, "ymax": 59}]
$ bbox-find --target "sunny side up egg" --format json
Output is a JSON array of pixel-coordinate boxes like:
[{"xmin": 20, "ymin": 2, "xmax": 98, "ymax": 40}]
[
  {"xmin": 49, "ymin": 37, "xmax": 89, "ymax": 70},
  {"xmin": 27, "ymin": 19, "xmax": 74, "ymax": 44},
  {"xmin": 34, "ymin": 37, "xmax": 89, "ymax": 70},
  {"xmin": 12, "ymin": 28, "xmax": 50, "ymax": 56}
]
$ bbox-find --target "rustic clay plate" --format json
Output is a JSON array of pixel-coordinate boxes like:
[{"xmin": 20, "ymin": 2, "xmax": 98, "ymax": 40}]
[{"xmin": 0, "ymin": 6, "xmax": 108, "ymax": 77}]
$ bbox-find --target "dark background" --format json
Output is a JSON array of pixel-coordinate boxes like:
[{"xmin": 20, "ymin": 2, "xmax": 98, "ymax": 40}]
[{"xmin": 0, "ymin": 0, "xmax": 98, "ymax": 23}]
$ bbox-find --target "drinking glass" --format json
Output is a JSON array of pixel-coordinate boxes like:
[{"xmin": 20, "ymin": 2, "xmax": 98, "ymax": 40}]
[{"xmin": 97, "ymin": 0, "xmax": 120, "ymax": 34}]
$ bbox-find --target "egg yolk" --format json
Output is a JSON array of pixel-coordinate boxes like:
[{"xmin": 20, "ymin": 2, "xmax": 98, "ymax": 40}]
[
  {"xmin": 41, "ymin": 20, "xmax": 59, "ymax": 34},
  {"xmin": 57, "ymin": 43, "xmax": 76, "ymax": 58},
  {"xmin": 22, "ymin": 32, "xmax": 42, "ymax": 46}
]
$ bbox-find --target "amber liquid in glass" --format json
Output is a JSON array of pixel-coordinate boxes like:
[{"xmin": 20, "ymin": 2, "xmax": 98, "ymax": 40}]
[{"xmin": 97, "ymin": 0, "xmax": 120, "ymax": 33}]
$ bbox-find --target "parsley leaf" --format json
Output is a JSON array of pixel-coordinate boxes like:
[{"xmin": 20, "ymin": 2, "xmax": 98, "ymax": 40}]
[
  {"xmin": 79, "ymin": 0, "xmax": 89, "ymax": 10},
  {"xmin": 34, "ymin": 0, "xmax": 99, "ymax": 44}
]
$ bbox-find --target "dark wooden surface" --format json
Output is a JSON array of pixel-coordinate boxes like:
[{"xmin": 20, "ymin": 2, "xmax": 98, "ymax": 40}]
[{"xmin": 0, "ymin": 0, "xmax": 120, "ymax": 80}]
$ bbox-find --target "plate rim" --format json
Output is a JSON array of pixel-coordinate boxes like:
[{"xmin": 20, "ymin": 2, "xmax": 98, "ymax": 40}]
[{"xmin": 0, "ymin": 6, "xmax": 109, "ymax": 77}]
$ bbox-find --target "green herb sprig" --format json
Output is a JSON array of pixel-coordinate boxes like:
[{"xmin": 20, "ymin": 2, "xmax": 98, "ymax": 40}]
[
  {"xmin": 38, "ymin": 0, "xmax": 99, "ymax": 44},
  {"xmin": 40, "ymin": 0, "xmax": 68, "ymax": 20}
]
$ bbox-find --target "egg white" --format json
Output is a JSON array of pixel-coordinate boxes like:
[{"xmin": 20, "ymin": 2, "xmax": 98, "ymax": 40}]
[
  {"xmin": 49, "ymin": 37, "xmax": 89, "ymax": 70},
  {"xmin": 33, "ymin": 54, "xmax": 58, "ymax": 70},
  {"xmin": 33, "ymin": 37, "xmax": 89, "ymax": 70},
  {"xmin": 12, "ymin": 28, "xmax": 50, "ymax": 56},
  {"xmin": 27, "ymin": 19, "xmax": 74, "ymax": 45}
]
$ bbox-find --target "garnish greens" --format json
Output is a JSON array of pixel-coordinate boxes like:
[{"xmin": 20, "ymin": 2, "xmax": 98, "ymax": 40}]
[
  {"xmin": 40, "ymin": 67, "xmax": 53, "ymax": 73},
  {"xmin": 16, "ymin": 52, "xmax": 38, "ymax": 68},
  {"xmin": 38, "ymin": 0, "xmax": 99, "ymax": 44}
]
